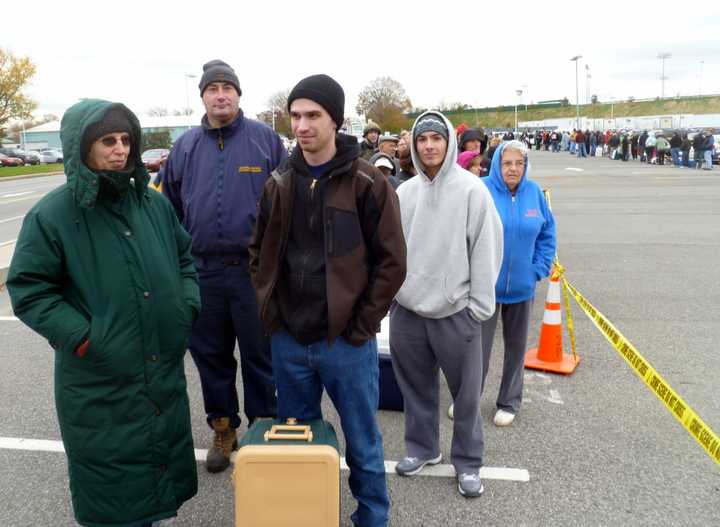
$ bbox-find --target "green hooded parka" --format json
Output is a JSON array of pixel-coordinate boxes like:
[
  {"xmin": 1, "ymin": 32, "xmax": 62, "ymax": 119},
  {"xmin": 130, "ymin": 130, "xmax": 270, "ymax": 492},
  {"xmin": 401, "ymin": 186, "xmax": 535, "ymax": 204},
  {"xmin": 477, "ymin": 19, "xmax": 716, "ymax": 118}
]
[{"xmin": 7, "ymin": 99, "xmax": 200, "ymax": 527}]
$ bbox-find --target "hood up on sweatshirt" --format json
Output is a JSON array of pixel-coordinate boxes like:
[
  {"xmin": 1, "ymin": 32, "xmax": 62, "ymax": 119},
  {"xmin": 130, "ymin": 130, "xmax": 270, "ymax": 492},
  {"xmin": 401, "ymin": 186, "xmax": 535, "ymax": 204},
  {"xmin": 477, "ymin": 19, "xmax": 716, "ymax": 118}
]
[
  {"xmin": 484, "ymin": 140, "xmax": 530, "ymax": 195},
  {"xmin": 395, "ymin": 110, "xmax": 504, "ymax": 320}
]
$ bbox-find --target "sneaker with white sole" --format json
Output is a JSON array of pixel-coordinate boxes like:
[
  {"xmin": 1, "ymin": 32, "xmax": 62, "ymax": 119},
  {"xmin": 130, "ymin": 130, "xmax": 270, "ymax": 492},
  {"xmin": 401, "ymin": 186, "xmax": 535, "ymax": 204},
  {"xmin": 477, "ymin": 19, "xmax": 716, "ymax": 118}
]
[
  {"xmin": 395, "ymin": 454, "xmax": 442, "ymax": 477},
  {"xmin": 457, "ymin": 472, "xmax": 484, "ymax": 497},
  {"xmin": 493, "ymin": 409, "xmax": 515, "ymax": 427}
]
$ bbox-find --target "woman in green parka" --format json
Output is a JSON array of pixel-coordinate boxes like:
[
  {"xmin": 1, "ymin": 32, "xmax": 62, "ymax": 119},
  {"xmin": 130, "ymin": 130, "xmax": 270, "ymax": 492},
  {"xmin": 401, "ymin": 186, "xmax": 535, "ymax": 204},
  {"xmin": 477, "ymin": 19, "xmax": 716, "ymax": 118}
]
[{"xmin": 7, "ymin": 99, "xmax": 200, "ymax": 527}]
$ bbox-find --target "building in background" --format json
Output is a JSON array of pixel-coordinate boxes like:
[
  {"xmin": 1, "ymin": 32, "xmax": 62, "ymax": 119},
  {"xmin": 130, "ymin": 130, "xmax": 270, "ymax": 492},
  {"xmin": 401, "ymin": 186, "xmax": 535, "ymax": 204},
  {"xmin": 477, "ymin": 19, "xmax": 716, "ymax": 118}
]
[{"xmin": 22, "ymin": 115, "xmax": 197, "ymax": 150}]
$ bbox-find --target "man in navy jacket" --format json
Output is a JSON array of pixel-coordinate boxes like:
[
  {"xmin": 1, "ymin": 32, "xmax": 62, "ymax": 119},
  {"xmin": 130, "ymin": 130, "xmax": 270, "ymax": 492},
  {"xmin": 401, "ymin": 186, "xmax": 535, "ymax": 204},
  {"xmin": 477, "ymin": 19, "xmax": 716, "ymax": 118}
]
[{"xmin": 162, "ymin": 60, "xmax": 286, "ymax": 472}]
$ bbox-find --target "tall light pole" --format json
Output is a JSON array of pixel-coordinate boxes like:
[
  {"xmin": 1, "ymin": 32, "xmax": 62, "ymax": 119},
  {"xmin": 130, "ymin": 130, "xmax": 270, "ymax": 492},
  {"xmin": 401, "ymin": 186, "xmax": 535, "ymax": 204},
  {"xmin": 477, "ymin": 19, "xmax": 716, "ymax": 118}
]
[
  {"xmin": 570, "ymin": 55, "xmax": 582, "ymax": 130},
  {"xmin": 515, "ymin": 89, "xmax": 523, "ymax": 134},
  {"xmin": 184, "ymin": 74, "xmax": 197, "ymax": 115},
  {"xmin": 658, "ymin": 52, "xmax": 671, "ymax": 99},
  {"xmin": 21, "ymin": 120, "xmax": 26, "ymax": 151},
  {"xmin": 699, "ymin": 60, "xmax": 704, "ymax": 97},
  {"xmin": 585, "ymin": 64, "xmax": 591, "ymax": 104}
]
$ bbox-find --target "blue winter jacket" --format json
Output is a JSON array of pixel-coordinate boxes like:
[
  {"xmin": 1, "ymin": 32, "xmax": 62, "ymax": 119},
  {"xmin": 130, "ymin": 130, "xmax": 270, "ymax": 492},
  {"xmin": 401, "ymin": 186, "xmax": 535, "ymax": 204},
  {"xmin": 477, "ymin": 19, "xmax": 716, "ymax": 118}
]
[
  {"xmin": 162, "ymin": 111, "xmax": 287, "ymax": 257},
  {"xmin": 483, "ymin": 143, "xmax": 557, "ymax": 304}
]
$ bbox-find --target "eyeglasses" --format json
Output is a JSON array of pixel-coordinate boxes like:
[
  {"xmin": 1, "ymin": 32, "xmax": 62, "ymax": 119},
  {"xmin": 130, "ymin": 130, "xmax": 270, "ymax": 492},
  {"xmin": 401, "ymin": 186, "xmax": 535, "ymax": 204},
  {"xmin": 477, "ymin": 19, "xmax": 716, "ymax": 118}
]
[
  {"xmin": 501, "ymin": 161, "xmax": 526, "ymax": 169},
  {"xmin": 100, "ymin": 135, "xmax": 131, "ymax": 147}
]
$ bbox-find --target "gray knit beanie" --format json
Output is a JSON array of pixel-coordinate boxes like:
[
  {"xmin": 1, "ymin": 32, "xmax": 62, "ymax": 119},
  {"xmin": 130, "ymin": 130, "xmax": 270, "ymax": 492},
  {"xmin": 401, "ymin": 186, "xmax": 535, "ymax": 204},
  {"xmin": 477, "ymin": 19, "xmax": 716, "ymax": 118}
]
[{"xmin": 198, "ymin": 60, "xmax": 241, "ymax": 96}]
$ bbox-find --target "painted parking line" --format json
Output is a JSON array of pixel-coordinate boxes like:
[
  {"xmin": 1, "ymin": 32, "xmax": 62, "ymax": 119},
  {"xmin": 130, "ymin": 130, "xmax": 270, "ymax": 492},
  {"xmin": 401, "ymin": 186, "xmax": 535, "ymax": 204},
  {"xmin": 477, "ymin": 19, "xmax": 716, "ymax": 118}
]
[
  {"xmin": 0, "ymin": 195, "xmax": 43, "ymax": 205},
  {"xmin": 0, "ymin": 191, "xmax": 35, "ymax": 199},
  {"xmin": 0, "ymin": 216, "xmax": 24, "ymax": 225},
  {"xmin": 565, "ymin": 167, "xmax": 584, "ymax": 172},
  {"xmin": 0, "ymin": 437, "xmax": 531, "ymax": 483},
  {"xmin": 0, "ymin": 317, "xmax": 19, "ymax": 321}
]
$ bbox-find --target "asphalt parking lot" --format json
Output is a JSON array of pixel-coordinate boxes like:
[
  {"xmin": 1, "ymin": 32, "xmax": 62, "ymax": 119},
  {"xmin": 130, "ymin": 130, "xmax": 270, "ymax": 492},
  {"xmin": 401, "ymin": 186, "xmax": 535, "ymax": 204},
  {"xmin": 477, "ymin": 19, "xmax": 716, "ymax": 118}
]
[{"xmin": 0, "ymin": 151, "xmax": 719, "ymax": 526}]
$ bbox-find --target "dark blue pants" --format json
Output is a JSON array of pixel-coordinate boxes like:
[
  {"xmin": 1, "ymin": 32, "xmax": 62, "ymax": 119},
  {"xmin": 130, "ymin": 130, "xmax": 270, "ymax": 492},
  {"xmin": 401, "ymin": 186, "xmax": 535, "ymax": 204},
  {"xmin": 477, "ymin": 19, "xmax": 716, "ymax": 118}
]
[
  {"xmin": 271, "ymin": 330, "xmax": 389, "ymax": 527},
  {"xmin": 189, "ymin": 259, "xmax": 277, "ymax": 429}
]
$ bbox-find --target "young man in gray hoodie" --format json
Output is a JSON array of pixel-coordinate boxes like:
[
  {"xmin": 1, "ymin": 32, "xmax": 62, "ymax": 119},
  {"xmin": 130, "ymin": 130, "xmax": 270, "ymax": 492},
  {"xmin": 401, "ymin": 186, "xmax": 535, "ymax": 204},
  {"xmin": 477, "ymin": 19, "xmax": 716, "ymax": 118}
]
[{"xmin": 390, "ymin": 111, "xmax": 503, "ymax": 498}]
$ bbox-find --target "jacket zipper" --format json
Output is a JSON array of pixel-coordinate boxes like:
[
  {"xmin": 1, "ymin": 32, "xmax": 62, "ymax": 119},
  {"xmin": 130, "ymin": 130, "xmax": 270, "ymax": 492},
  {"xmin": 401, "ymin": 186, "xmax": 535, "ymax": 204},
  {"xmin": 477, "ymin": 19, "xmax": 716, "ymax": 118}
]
[
  {"xmin": 504, "ymin": 194, "xmax": 516, "ymax": 296},
  {"xmin": 218, "ymin": 130, "xmax": 224, "ymax": 151}
]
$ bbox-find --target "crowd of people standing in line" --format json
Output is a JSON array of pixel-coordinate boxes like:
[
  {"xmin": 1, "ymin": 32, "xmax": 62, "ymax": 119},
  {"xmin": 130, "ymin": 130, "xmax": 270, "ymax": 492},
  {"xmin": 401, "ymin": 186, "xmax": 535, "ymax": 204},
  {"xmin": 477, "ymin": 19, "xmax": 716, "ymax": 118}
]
[
  {"xmin": 7, "ymin": 60, "xmax": 557, "ymax": 527},
  {"xmin": 513, "ymin": 128, "xmax": 716, "ymax": 170}
]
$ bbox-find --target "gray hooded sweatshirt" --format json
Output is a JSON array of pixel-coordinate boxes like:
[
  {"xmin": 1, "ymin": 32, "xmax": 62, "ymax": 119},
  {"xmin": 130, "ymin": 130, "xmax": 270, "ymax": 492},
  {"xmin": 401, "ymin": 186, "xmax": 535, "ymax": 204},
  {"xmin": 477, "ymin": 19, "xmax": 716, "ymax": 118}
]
[{"xmin": 395, "ymin": 111, "xmax": 503, "ymax": 320}]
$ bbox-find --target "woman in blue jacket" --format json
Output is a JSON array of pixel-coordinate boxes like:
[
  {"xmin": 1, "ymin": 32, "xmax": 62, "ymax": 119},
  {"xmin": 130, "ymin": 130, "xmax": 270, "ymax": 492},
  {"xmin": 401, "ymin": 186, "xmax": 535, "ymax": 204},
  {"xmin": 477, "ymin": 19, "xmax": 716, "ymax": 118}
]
[{"xmin": 481, "ymin": 140, "xmax": 557, "ymax": 426}]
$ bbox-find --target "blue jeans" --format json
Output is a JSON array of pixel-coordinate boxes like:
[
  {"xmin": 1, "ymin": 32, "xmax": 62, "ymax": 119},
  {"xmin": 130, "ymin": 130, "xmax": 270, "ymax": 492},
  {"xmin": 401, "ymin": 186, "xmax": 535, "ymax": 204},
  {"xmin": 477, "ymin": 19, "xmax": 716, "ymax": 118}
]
[
  {"xmin": 577, "ymin": 143, "xmax": 587, "ymax": 157},
  {"xmin": 704, "ymin": 150, "xmax": 713, "ymax": 169},
  {"xmin": 271, "ymin": 330, "xmax": 389, "ymax": 527},
  {"xmin": 670, "ymin": 147, "xmax": 681, "ymax": 166}
]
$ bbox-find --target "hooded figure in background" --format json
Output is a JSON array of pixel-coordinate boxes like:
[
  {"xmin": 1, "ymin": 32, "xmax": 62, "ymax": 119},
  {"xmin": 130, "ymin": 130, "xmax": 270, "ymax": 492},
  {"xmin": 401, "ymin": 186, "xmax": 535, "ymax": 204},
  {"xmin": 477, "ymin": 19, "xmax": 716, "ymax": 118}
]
[{"xmin": 7, "ymin": 99, "xmax": 200, "ymax": 527}]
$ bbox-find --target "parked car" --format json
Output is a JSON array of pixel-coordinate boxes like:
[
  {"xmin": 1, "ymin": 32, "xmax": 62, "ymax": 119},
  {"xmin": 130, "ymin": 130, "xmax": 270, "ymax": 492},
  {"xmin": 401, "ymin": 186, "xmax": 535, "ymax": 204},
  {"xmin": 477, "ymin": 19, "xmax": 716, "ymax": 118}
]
[
  {"xmin": 24, "ymin": 151, "xmax": 41, "ymax": 164},
  {"xmin": 34, "ymin": 149, "xmax": 64, "ymax": 163},
  {"xmin": 141, "ymin": 149, "xmax": 169, "ymax": 172},
  {"xmin": 0, "ymin": 153, "xmax": 24, "ymax": 167},
  {"xmin": 0, "ymin": 147, "xmax": 39, "ymax": 165}
]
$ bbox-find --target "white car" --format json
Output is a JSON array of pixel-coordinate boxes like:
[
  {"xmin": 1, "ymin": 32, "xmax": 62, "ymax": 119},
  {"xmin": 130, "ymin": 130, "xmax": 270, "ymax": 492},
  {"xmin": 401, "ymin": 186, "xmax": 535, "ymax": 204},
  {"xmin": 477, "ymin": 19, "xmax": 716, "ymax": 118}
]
[{"xmin": 36, "ymin": 149, "xmax": 64, "ymax": 163}]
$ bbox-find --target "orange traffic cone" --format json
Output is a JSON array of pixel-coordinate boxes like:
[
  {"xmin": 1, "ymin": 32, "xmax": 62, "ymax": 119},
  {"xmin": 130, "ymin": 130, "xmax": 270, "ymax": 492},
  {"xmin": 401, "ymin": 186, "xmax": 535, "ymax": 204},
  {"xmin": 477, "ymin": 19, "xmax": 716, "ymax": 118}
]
[{"xmin": 524, "ymin": 271, "xmax": 579, "ymax": 374}]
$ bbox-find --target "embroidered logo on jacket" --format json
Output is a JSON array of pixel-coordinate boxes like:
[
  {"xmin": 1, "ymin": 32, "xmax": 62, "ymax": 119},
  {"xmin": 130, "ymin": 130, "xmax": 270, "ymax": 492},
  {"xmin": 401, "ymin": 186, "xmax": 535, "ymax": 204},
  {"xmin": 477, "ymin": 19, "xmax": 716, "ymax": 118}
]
[
  {"xmin": 525, "ymin": 208, "xmax": 539, "ymax": 218},
  {"xmin": 238, "ymin": 166, "xmax": 263, "ymax": 174}
]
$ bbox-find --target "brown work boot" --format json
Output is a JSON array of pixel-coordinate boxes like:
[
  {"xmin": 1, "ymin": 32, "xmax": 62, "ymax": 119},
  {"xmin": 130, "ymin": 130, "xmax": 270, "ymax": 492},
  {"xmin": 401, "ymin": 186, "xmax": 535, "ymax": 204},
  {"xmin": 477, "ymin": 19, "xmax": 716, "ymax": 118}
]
[{"xmin": 206, "ymin": 417, "xmax": 238, "ymax": 473}]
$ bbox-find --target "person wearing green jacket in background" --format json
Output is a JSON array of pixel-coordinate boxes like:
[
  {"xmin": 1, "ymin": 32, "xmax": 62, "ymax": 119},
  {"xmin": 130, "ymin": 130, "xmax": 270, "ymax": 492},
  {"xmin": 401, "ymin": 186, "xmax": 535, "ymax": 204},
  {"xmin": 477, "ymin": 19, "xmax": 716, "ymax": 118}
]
[{"xmin": 7, "ymin": 99, "xmax": 200, "ymax": 527}]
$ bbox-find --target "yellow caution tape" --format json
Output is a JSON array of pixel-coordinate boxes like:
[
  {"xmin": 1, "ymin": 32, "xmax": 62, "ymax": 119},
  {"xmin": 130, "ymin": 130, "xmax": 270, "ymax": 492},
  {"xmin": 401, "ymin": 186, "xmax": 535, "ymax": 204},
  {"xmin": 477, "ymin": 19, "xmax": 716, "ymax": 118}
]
[
  {"xmin": 562, "ymin": 278, "xmax": 720, "ymax": 466},
  {"xmin": 561, "ymin": 278, "xmax": 578, "ymax": 362},
  {"xmin": 549, "ymin": 263, "xmax": 578, "ymax": 361}
]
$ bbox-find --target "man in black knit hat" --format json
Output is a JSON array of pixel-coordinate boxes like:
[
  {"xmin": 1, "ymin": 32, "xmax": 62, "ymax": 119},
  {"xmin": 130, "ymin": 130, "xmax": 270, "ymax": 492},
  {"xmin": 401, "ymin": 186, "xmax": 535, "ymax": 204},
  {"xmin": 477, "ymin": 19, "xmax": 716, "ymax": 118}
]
[
  {"xmin": 162, "ymin": 60, "xmax": 286, "ymax": 473},
  {"xmin": 249, "ymin": 74, "xmax": 407, "ymax": 527}
]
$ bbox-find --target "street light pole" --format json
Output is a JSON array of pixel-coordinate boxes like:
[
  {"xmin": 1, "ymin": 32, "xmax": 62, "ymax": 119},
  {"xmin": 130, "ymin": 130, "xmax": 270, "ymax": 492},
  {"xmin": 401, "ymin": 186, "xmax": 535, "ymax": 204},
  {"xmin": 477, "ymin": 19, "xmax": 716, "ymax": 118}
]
[
  {"xmin": 570, "ymin": 55, "xmax": 582, "ymax": 130},
  {"xmin": 514, "ymin": 89, "xmax": 522, "ymax": 134},
  {"xmin": 658, "ymin": 52, "xmax": 671, "ymax": 99},
  {"xmin": 699, "ymin": 60, "xmax": 704, "ymax": 97},
  {"xmin": 184, "ymin": 74, "xmax": 197, "ymax": 115},
  {"xmin": 585, "ymin": 64, "xmax": 591, "ymax": 104}
]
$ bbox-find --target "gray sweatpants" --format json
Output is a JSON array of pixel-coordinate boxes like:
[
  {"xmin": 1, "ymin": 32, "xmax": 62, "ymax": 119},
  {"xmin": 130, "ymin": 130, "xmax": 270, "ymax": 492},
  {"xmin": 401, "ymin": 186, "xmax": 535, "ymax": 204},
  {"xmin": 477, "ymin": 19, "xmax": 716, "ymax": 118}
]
[
  {"xmin": 481, "ymin": 299, "xmax": 533, "ymax": 414},
  {"xmin": 389, "ymin": 303, "xmax": 484, "ymax": 473}
]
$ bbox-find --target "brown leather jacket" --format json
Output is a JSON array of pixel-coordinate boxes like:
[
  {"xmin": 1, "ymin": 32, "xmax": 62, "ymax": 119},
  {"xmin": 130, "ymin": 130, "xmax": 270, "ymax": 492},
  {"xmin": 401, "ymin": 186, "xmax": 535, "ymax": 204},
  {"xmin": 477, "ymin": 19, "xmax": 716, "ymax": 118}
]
[{"xmin": 249, "ymin": 137, "xmax": 406, "ymax": 346}]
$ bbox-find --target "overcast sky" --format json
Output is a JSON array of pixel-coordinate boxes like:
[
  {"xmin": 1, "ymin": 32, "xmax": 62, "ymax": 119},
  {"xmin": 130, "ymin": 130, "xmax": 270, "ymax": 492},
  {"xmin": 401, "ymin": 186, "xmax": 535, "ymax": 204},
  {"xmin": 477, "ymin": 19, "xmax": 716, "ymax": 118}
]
[{"xmin": 3, "ymin": 1, "xmax": 720, "ymax": 123}]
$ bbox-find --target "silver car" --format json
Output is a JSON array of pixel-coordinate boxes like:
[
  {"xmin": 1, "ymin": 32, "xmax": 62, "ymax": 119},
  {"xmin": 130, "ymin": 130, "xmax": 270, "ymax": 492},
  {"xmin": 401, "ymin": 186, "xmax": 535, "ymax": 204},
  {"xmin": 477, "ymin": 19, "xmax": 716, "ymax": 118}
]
[{"xmin": 35, "ymin": 149, "xmax": 64, "ymax": 163}]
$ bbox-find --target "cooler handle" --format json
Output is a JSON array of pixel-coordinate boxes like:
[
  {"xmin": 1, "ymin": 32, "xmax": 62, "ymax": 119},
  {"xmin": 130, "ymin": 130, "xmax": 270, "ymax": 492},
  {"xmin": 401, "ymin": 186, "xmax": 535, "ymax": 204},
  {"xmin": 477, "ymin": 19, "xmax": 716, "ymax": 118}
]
[{"xmin": 264, "ymin": 423, "xmax": 314, "ymax": 442}]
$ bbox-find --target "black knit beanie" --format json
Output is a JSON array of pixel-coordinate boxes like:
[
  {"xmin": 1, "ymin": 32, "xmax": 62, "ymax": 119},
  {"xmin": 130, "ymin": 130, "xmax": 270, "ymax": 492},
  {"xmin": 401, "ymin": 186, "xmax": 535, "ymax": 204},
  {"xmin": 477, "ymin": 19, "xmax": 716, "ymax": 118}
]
[
  {"xmin": 198, "ymin": 60, "xmax": 241, "ymax": 96},
  {"xmin": 287, "ymin": 74, "xmax": 345, "ymax": 129},
  {"xmin": 81, "ymin": 108, "xmax": 134, "ymax": 164}
]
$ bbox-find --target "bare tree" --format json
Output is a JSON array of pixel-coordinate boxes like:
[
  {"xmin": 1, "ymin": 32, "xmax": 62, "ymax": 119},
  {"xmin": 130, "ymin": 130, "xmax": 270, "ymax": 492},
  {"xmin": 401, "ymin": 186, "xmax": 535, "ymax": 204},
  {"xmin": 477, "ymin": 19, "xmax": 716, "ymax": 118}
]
[
  {"xmin": 257, "ymin": 89, "xmax": 292, "ymax": 137},
  {"xmin": 147, "ymin": 107, "xmax": 169, "ymax": 117},
  {"xmin": 437, "ymin": 100, "xmax": 469, "ymax": 112}
]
